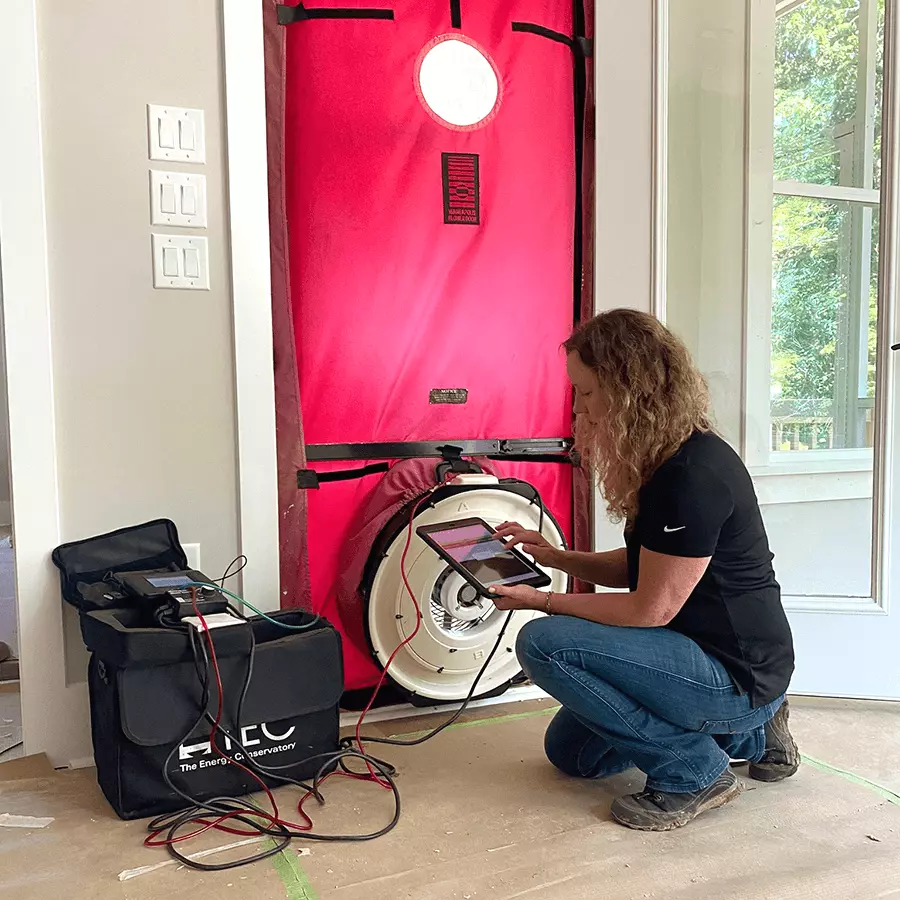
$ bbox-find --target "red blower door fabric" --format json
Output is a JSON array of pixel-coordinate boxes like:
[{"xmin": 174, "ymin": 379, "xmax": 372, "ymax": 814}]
[{"xmin": 283, "ymin": 1, "xmax": 579, "ymax": 689}]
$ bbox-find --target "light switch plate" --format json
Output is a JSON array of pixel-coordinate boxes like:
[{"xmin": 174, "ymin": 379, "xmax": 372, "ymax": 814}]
[
  {"xmin": 152, "ymin": 234, "xmax": 210, "ymax": 290},
  {"xmin": 147, "ymin": 104, "xmax": 206, "ymax": 163},
  {"xmin": 150, "ymin": 170, "xmax": 208, "ymax": 227}
]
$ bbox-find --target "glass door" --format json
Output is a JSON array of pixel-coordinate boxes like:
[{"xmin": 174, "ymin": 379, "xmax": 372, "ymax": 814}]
[{"xmin": 664, "ymin": 0, "xmax": 900, "ymax": 698}]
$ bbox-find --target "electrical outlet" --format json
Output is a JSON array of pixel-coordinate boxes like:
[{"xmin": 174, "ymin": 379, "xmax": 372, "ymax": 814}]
[{"xmin": 183, "ymin": 543, "xmax": 202, "ymax": 572}]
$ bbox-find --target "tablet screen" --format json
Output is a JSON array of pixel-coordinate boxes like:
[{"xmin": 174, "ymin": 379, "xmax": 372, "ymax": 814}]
[{"xmin": 425, "ymin": 522, "xmax": 542, "ymax": 588}]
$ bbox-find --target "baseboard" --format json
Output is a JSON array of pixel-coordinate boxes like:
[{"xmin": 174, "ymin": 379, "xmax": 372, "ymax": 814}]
[{"xmin": 338, "ymin": 683, "xmax": 551, "ymax": 728}]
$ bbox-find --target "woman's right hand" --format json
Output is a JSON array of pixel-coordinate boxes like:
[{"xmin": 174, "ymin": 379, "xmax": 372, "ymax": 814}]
[{"xmin": 494, "ymin": 522, "xmax": 563, "ymax": 569}]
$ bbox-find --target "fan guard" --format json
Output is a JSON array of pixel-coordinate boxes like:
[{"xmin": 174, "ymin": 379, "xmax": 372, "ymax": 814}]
[{"xmin": 365, "ymin": 477, "xmax": 568, "ymax": 701}]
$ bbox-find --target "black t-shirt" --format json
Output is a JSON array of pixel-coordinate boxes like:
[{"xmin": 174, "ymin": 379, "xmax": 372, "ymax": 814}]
[{"xmin": 625, "ymin": 431, "xmax": 794, "ymax": 707}]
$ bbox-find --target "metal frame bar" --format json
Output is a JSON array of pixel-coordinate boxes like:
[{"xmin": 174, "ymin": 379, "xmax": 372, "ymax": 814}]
[{"xmin": 305, "ymin": 438, "xmax": 573, "ymax": 463}]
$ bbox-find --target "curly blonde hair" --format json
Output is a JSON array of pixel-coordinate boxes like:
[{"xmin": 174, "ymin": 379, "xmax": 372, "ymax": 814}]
[{"xmin": 565, "ymin": 309, "xmax": 713, "ymax": 522}]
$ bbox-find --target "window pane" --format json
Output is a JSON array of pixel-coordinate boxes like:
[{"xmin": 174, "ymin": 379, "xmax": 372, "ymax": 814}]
[
  {"xmin": 774, "ymin": 0, "xmax": 884, "ymax": 190},
  {"xmin": 771, "ymin": 194, "xmax": 879, "ymax": 450}
]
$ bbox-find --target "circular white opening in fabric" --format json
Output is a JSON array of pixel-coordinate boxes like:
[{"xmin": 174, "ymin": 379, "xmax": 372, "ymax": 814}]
[{"xmin": 417, "ymin": 38, "xmax": 500, "ymax": 129}]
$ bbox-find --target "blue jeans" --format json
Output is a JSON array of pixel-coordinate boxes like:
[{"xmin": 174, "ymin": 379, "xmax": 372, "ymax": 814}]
[{"xmin": 516, "ymin": 616, "xmax": 784, "ymax": 794}]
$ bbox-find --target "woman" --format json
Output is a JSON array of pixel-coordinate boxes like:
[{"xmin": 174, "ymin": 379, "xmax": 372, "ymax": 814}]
[{"xmin": 490, "ymin": 309, "xmax": 797, "ymax": 832}]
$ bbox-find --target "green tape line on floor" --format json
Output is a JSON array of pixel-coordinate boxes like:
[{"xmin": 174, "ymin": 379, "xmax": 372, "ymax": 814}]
[
  {"xmin": 264, "ymin": 840, "xmax": 318, "ymax": 900},
  {"xmin": 801, "ymin": 754, "xmax": 900, "ymax": 807},
  {"xmin": 387, "ymin": 708, "xmax": 900, "ymax": 810}
]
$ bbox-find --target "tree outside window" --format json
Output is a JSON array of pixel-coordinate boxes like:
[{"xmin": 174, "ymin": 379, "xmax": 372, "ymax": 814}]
[{"xmin": 771, "ymin": 0, "xmax": 884, "ymax": 452}]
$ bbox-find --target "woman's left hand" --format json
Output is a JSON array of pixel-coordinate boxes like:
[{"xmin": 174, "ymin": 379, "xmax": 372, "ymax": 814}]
[{"xmin": 489, "ymin": 585, "xmax": 546, "ymax": 611}]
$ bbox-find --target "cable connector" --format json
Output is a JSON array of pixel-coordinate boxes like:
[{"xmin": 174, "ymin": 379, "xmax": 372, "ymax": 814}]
[{"xmin": 183, "ymin": 611, "xmax": 247, "ymax": 632}]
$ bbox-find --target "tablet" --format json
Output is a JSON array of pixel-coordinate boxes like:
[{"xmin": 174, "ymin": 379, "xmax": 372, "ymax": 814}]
[{"xmin": 417, "ymin": 517, "xmax": 552, "ymax": 598}]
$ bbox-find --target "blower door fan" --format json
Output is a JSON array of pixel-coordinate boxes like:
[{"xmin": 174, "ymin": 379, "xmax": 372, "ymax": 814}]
[{"xmin": 365, "ymin": 478, "xmax": 568, "ymax": 701}]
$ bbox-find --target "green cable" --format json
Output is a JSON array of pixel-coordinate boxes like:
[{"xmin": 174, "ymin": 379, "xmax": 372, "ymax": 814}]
[{"xmin": 187, "ymin": 582, "xmax": 321, "ymax": 631}]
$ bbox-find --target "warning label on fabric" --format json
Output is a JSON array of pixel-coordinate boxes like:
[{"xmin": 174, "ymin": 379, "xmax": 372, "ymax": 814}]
[
  {"xmin": 430, "ymin": 388, "xmax": 469, "ymax": 405},
  {"xmin": 442, "ymin": 153, "xmax": 480, "ymax": 225}
]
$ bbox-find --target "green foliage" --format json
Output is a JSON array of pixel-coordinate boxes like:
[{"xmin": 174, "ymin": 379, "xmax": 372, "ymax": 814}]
[{"xmin": 772, "ymin": 0, "xmax": 883, "ymax": 408}]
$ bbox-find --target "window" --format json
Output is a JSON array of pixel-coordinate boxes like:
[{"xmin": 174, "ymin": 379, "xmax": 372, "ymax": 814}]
[{"xmin": 770, "ymin": 0, "xmax": 884, "ymax": 452}]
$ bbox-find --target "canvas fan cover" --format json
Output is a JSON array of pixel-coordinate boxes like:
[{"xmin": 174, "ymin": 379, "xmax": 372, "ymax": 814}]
[{"xmin": 280, "ymin": 0, "xmax": 586, "ymax": 689}]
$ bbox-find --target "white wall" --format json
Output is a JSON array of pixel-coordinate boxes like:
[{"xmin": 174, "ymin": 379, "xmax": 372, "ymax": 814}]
[
  {"xmin": 0, "ymin": 359, "xmax": 9, "ymax": 528},
  {"xmin": 36, "ymin": 0, "xmax": 241, "ymax": 698},
  {"xmin": 0, "ymin": 274, "xmax": 13, "ymax": 655}
]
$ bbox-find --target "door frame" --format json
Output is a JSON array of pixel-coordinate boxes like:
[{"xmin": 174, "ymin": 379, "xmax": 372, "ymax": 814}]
[
  {"xmin": 0, "ymin": 0, "xmax": 89, "ymax": 764},
  {"xmin": 653, "ymin": 0, "xmax": 900, "ymax": 698},
  {"xmin": 221, "ymin": 0, "xmax": 280, "ymax": 616}
]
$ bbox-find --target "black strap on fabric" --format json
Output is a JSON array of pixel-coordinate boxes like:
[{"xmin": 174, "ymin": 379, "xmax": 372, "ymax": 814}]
[
  {"xmin": 487, "ymin": 453, "xmax": 575, "ymax": 465},
  {"xmin": 450, "ymin": 0, "xmax": 461, "ymax": 28},
  {"xmin": 277, "ymin": 4, "xmax": 394, "ymax": 25},
  {"xmin": 511, "ymin": 21, "xmax": 593, "ymax": 57},
  {"xmin": 306, "ymin": 438, "xmax": 573, "ymax": 462},
  {"xmin": 297, "ymin": 444, "xmax": 575, "ymax": 489},
  {"xmin": 572, "ymin": 0, "xmax": 588, "ymax": 325},
  {"xmin": 297, "ymin": 462, "xmax": 390, "ymax": 489}
]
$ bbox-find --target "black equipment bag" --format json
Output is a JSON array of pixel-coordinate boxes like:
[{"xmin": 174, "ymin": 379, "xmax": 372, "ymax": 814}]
[{"xmin": 53, "ymin": 520, "xmax": 344, "ymax": 821}]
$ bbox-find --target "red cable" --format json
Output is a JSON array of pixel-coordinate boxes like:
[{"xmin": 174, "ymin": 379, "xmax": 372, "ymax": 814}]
[
  {"xmin": 351, "ymin": 493, "xmax": 431, "ymax": 784},
  {"xmin": 149, "ymin": 477, "xmax": 450, "ymax": 852},
  {"xmin": 146, "ymin": 590, "xmax": 286, "ymax": 848}
]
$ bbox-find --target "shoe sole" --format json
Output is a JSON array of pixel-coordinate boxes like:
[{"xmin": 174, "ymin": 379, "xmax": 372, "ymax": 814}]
[
  {"xmin": 610, "ymin": 778, "xmax": 744, "ymax": 832},
  {"xmin": 748, "ymin": 761, "xmax": 799, "ymax": 782},
  {"xmin": 749, "ymin": 701, "xmax": 800, "ymax": 783}
]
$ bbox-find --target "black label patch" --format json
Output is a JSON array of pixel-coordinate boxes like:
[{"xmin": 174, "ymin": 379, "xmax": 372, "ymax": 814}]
[
  {"xmin": 442, "ymin": 153, "xmax": 480, "ymax": 225},
  {"xmin": 430, "ymin": 388, "xmax": 469, "ymax": 405}
]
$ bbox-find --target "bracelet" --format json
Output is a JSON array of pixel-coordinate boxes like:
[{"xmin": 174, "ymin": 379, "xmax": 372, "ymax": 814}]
[{"xmin": 545, "ymin": 591, "xmax": 554, "ymax": 616}]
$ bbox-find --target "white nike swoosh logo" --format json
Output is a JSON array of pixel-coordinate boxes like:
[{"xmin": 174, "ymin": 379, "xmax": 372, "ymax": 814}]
[{"xmin": 663, "ymin": 526, "xmax": 686, "ymax": 533}]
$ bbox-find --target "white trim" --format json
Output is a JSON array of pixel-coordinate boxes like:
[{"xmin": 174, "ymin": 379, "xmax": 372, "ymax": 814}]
[
  {"xmin": 776, "ymin": 0, "xmax": 809, "ymax": 17},
  {"xmin": 743, "ymin": 0, "xmax": 777, "ymax": 467},
  {"xmin": 0, "ymin": 0, "xmax": 90, "ymax": 765},
  {"xmin": 773, "ymin": 180, "xmax": 881, "ymax": 205},
  {"xmin": 338, "ymin": 683, "xmax": 551, "ymax": 729},
  {"xmin": 754, "ymin": 469, "xmax": 873, "ymax": 505},
  {"xmin": 222, "ymin": 0, "xmax": 280, "ymax": 613},
  {"xmin": 763, "ymin": 447, "xmax": 874, "ymax": 471},
  {"xmin": 651, "ymin": 0, "xmax": 669, "ymax": 323},
  {"xmin": 784, "ymin": 595, "xmax": 883, "ymax": 614},
  {"xmin": 874, "ymin": 0, "xmax": 900, "ymax": 614}
]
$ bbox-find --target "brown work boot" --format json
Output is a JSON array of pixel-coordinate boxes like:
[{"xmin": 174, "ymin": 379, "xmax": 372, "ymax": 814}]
[
  {"xmin": 610, "ymin": 769, "xmax": 743, "ymax": 832},
  {"xmin": 749, "ymin": 698, "xmax": 800, "ymax": 783}
]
